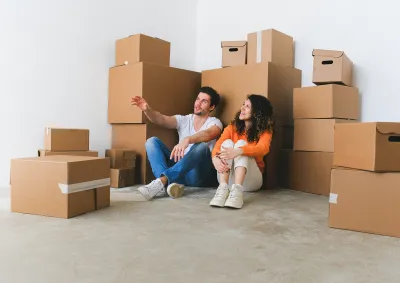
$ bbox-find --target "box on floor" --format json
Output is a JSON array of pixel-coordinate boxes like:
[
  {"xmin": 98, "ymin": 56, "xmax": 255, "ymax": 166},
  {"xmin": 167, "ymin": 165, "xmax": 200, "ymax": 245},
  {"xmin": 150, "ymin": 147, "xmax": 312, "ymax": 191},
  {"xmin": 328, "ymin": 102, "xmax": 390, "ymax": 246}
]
[{"xmin": 106, "ymin": 149, "xmax": 137, "ymax": 188}]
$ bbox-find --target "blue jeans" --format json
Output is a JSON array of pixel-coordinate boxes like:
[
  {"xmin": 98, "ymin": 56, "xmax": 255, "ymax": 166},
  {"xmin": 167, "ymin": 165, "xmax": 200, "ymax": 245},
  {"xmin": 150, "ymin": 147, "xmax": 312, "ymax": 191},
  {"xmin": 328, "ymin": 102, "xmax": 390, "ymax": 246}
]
[{"xmin": 145, "ymin": 137, "xmax": 217, "ymax": 187}]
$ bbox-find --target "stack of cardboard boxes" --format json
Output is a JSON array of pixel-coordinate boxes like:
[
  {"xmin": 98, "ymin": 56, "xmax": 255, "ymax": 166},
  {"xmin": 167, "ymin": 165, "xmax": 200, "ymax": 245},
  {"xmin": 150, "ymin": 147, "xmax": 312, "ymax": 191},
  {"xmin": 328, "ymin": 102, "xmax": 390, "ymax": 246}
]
[
  {"xmin": 107, "ymin": 34, "xmax": 202, "ymax": 185},
  {"xmin": 203, "ymin": 29, "xmax": 302, "ymax": 189},
  {"xmin": 106, "ymin": 149, "xmax": 136, "ymax": 188}
]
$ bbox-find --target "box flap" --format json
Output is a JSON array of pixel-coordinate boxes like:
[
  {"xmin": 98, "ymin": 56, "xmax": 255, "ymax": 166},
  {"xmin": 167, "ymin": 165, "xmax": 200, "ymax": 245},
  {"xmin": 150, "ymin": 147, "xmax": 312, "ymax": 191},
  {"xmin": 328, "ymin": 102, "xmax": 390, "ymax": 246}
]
[
  {"xmin": 376, "ymin": 122, "xmax": 400, "ymax": 135},
  {"xmin": 312, "ymin": 49, "xmax": 344, "ymax": 58},
  {"xmin": 221, "ymin": 41, "xmax": 247, "ymax": 48}
]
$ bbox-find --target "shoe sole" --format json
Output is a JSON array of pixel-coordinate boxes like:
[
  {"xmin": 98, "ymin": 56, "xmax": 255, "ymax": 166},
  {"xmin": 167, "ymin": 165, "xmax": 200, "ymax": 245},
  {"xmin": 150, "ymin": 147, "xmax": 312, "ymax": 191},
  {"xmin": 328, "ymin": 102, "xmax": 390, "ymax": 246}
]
[
  {"xmin": 167, "ymin": 184, "xmax": 184, "ymax": 199},
  {"xmin": 209, "ymin": 201, "xmax": 225, "ymax": 207},
  {"xmin": 224, "ymin": 201, "xmax": 243, "ymax": 209}
]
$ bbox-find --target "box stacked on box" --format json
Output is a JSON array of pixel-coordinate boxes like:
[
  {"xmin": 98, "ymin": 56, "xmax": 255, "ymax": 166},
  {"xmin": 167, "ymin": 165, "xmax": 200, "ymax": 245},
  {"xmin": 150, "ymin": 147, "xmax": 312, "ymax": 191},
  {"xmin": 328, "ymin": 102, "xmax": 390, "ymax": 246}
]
[{"xmin": 105, "ymin": 149, "xmax": 137, "ymax": 188}]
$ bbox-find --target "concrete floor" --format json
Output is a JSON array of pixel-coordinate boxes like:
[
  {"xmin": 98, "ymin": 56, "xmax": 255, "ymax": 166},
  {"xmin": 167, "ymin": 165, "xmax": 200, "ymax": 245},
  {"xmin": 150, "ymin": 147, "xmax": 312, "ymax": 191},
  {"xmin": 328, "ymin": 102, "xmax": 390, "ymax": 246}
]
[{"xmin": 1, "ymin": 187, "xmax": 400, "ymax": 283}]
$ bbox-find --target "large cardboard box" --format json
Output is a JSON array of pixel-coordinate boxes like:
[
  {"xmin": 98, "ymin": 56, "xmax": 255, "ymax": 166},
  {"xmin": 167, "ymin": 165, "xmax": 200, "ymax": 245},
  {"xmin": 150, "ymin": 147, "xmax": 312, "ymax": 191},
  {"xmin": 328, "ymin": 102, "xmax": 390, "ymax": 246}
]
[
  {"xmin": 44, "ymin": 128, "xmax": 89, "ymax": 151},
  {"xmin": 294, "ymin": 119, "xmax": 351, "ymax": 152},
  {"xmin": 247, "ymin": 29, "xmax": 294, "ymax": 67},
  {"xmin": 293, "ymin": 85, "xmax": 359, "ymax": 119},
  {"xmin": 111, "ymin": 124, "xmax": 178, "ymax": 184},
  {"xmin": 10, "ymin": 156, "xmax": 110, "ymax": 219},
  {"xmin": 116, "ymin": 34, "xmax": 170, "ymax": 66},
  {"xmin": 110, "ymin": 168, "xmax": 136, "ymax": 188},
  {"xmin": 108, "ymin": 62, "xmax": 201, "ymax": 124},
  {"xmin": 221, "ymin": 41, "xmax": 247, "ymax": 67},
  {"xmin": 330, "ymin": 168, "xmax": 400, "ymax": 238},
  {"xmin": 312, "ymin": 49, "xmax": 353, "ymax": 86},
  {"xmin": 278, "ymin": 150, "xmax": 332, "ymax": 196},
  {"xmin": 105, "ymin": 149, "xmax": 136, "ymax": 169},
  {"xmin": 201, "ymin": 62, "xmax": 301, "ymax": 126},
  {"xmin": 38, "ymin": 150, "xmax": 98, "ymax": 157},
  {"xmin": 334, "ymin": 122, "xmax": 400, "ymax": 171}
]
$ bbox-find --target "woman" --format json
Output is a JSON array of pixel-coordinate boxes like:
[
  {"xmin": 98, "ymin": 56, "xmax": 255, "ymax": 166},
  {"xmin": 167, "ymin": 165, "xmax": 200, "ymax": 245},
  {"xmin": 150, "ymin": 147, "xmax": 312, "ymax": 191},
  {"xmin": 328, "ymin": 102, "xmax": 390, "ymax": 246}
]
[{"xmin": 210, "ymin": 94, "xmax": 275, "ymax": 209}]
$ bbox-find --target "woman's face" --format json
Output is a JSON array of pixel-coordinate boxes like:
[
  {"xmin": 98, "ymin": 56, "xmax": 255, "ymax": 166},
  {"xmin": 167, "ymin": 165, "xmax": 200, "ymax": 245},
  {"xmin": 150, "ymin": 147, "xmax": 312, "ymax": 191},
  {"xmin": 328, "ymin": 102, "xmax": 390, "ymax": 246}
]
[{"xmin": 239, "ymin": 99, "xmax": 252, "ymax": 120}]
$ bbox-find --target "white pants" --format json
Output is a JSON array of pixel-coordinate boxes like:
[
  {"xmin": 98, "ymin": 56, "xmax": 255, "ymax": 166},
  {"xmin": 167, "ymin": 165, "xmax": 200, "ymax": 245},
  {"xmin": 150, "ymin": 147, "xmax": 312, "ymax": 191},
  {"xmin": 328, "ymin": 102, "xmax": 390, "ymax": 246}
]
[{"xmin": 217, "ymin": 139, "xmax": 263, "ymax": 192}]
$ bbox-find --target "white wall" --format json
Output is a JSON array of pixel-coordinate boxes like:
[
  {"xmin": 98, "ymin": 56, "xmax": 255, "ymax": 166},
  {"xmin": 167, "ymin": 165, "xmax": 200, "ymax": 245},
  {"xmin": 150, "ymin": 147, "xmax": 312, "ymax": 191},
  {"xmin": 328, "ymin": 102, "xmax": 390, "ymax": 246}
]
[
  {"xmin": 196, "ymin": 0, "xmax": 400, "ymax": 123},
  {"xmin": 0, "ymin": 0, "xmax": 197, "ymax": 187}
]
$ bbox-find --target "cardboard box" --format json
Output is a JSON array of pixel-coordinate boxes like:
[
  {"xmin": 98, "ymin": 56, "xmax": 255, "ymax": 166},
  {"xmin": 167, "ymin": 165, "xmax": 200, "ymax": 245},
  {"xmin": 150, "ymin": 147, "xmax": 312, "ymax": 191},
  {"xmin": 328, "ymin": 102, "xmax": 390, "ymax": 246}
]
[
  {"xmin": 108, "ymin": 62, "xmax": 201, "ymax": 124},
  {"xmin": 279, "ymin": 126, "xmax": 294, "ymax": 149},
  {"xmin": 221, "ymin": 41, "xmax": 247, "ymax": 67},
  {"xmin": 330, "ymin": 168, "xmax": 400, "ymax": 238},
  {"xmin": 10, "ymin": 155, "xmax": 110, "ymax": 219},
  {"xmin": 293, "ymin": 85, "xmax": 359, "ymax": 119},
  {"xmin": 38, "ymin": 150, "xmax": 98, "ymax": 157},
  {"xmin": 116, "ymin": 34, "xmax": 170, "ymax": 66},
  {"xmin": 334, "ymin": 122, "xmax": 400, "ymax": 172},
  {"xmin": 201, "ymin": 62, "xmax": 301, "ymax": 126},
  {"xmin": 294, "ymin": 119, "xmax": 351, "ymax": 152},
  {"xmin": 105, "ymin": 149, "xmax": 136, "ymax": 169},
  {"xmin": 111, "ymin": 123, "xmax": 178, "ymax": 184},
  {"xmin": 44, "ymin": 128, "xmax": 89, "ymax": 151},
  {"xmin": 110, "ymin": 168, "xmax": 136, "ymax": 188},
  {"xmin": 312, "ymin": 49, "xmax": 353, "ymax": 86},
  {"xmin": 247, "ymin": 29, "xmax": 294, "ymax": 67}
]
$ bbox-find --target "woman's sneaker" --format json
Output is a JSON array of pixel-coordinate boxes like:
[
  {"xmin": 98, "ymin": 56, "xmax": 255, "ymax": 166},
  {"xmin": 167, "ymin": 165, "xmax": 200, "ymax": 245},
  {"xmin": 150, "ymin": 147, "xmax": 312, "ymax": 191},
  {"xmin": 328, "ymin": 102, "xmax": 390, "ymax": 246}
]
[
  {"xmin": 224, "ymin": 184, "xmax": 243, "ymax": 209},
  {"xmin": 209, "ymin": 183, "xmax": 229, "ymax": 207},
  {"xmin": 167, "ymin": 183, "xmax": 185, "ymax": 199}
]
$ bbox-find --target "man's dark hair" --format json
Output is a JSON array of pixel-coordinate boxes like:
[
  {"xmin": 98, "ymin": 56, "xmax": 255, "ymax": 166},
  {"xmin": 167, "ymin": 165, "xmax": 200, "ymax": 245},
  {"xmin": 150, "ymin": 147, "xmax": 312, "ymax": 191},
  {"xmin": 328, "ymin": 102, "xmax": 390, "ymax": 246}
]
[{"xmin": 199, "ymin": 86, "xmax": 220, "ymax": 108}]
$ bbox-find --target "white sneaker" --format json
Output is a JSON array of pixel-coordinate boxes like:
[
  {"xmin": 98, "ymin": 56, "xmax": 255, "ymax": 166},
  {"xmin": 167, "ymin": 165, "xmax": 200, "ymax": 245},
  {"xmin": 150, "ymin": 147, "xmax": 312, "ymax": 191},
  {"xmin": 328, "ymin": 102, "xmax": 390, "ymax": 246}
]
[
  {"xmin": 224, "ymin": 184, "xmax": 244, "ymax": 209},
  {"xmin": 138, "ymin": 179, "xmax": 165, "ymax": 200},
  {"xmin": 167, "ymin": 183, "xmax": 185, "ymax": 199},
  {"xmin": 209, "ymin": 183, "xmax": 229, "ymax": 207}
]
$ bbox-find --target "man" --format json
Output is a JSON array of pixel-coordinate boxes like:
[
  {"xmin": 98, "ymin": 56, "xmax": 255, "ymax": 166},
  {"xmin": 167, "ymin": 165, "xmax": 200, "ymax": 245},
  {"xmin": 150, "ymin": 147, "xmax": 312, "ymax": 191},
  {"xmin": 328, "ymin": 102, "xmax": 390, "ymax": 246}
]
[{"xmin": 131, "ymin": 86, "xmax": 223, "ymax": 200}]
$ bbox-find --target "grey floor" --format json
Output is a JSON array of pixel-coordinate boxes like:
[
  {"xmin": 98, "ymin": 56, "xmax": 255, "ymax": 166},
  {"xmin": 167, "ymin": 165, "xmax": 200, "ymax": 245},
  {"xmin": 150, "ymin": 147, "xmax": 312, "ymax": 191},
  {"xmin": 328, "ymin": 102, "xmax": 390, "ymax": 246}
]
[{"xmin": 1, "ymin": 186, "xmax": 400, "ymax": 283}]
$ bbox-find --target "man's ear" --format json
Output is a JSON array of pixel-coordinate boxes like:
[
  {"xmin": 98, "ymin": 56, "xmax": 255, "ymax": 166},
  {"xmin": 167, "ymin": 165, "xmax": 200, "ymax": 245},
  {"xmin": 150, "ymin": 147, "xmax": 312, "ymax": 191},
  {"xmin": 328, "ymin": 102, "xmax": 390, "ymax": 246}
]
[{"xmin": 210, "ymin": 105, "xmax": 215, "ymax": 112}]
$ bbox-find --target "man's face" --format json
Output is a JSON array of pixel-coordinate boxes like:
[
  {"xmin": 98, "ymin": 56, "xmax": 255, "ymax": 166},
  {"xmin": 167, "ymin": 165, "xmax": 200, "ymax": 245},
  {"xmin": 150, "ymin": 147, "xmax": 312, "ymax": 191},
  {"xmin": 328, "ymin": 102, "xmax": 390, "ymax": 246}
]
[{"xmin": 194, "ymin": 92, "xmax": 214, "ymax": 116}]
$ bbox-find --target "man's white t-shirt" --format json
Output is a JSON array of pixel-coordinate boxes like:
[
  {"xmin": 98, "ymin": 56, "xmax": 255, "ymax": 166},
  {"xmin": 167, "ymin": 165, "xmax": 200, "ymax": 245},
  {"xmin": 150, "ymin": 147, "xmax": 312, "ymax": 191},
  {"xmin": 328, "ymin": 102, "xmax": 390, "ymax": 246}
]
[{"xmin": 174, "ymin": 114, "xmax": 223, "ymax": 155}]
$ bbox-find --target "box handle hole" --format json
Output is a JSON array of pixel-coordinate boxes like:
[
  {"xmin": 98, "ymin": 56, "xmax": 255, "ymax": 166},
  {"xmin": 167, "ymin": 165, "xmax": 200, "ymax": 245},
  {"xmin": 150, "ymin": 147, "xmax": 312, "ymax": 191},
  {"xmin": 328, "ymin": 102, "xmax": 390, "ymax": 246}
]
[
  {"xmin": 388, "ymin": 136, "xmax": 400, "ymax": 142},
  {"xmin": 229, "ymin": 48, "xmax": 239, "ymax": 52},
  {"xmin": 322, "ymin": 60, "xmax": 333, "ymax": 65}
]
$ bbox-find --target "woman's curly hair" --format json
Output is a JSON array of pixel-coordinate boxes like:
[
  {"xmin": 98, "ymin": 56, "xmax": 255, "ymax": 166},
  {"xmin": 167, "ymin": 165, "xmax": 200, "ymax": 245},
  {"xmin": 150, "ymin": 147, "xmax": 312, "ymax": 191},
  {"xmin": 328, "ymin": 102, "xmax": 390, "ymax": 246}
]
[{"xmin": 231, "ymin": 94, "xmax": 275, "ymax": 143}]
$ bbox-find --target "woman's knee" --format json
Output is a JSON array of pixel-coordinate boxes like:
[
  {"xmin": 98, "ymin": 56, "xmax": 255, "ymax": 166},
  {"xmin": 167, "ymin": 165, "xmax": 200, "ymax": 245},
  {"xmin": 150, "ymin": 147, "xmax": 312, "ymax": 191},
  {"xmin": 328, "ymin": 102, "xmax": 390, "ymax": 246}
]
[
  {"xmin": 221, "ymin": 139, "xmax": 234, "ymax": 149},
  {"xmin": 234, "ymin": 139, "xmax": 247, "ymax": 148}
]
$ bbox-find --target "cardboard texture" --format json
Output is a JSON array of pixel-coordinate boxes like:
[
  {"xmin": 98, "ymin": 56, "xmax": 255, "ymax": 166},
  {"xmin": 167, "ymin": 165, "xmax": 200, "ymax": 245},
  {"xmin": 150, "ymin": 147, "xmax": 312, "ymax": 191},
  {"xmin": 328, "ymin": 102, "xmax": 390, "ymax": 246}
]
[
  {"xmin": 111, "ymin": 124, "xmax": 178, "ymax": 184},
  {"xmin": 294, "ymin": 119, "xmax": 352, "ymax": 152},
  {"xmin": 334, "ymin": 122, "xmax": 400, "ymax": 171},
  {"xmin": 312, "ymin": 49, "xmax": 353, "ymax": 86},
  {"xmin": 108, "ymin": 62, "xmax": 201, "ymax": 124},
  {"xmin": 10, "ymin": 155, "xmax": 110, "ymax": 219},
  {"xmin": 110, "ymin": 168, "xmax": 136, "ymax": 188},
  {"xmin": 201, "ymin": 62, "xmax": 302, "ymax": 126},
  {"xmin": 44, "ymin": 128, "xmax": 89, "ymax": 151},
  {"xmin": 278, "ymin": 150, "xmax": 333, "ymax": 196},
  {"xmin": 330, "ymin": 168, "xmax": 400, "ymax": 238},
  {"xmin": 105, "ymin": 149, "xmax": 136, "ymax": 169},
  {"xmin": 38, "ymin": 150, "xmax": 98, "ymax": 157},
  {"xmin": 221, "ymin": 41, "xmax": 247, "ymax": 67},
  {"xmin": 115, "ymin": 34, "xmax": 170, "ymax": 66},
  {"xmin": 247, "ymin": 29, "xmax": 294, "ymax": 67},
  {"xmin": 293, "ymin": 84, "xmax": 359, "ymax": 119}
]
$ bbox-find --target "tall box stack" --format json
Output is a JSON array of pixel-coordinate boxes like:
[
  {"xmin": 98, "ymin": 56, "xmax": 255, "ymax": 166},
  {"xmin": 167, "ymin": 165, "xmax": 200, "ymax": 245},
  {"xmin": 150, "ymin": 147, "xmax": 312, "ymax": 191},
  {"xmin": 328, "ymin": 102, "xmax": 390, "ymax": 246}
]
[
  {"xmin": 204, "ymin": 28, "xmax": 301, "ymax": 189},
  {"xmin": 330, "ymin": 122, "xmax": 400, "ymax": 238},
  {"xmin": 279, "ymin": 49, "xmax": 359, "ymax": 196},
  {"xmin": 109, "ymin": 34, "xmax": 201, "ymax": 185}
]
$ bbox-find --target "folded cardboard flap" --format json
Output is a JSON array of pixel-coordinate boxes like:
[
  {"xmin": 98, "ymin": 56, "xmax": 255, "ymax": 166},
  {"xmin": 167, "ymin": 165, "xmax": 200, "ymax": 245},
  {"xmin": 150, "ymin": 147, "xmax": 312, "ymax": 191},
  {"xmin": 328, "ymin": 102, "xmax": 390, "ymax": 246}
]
[
  {"xmin": 221, "ymin": 41, "xmax": 247, "ymax": 48},
  {"xmin": 375, "ymin": 122, "xmax": 400, "ymax": 135},
  {"xmin": 312, "ymin": 49, "xmax": 344, "ymax": 58}
]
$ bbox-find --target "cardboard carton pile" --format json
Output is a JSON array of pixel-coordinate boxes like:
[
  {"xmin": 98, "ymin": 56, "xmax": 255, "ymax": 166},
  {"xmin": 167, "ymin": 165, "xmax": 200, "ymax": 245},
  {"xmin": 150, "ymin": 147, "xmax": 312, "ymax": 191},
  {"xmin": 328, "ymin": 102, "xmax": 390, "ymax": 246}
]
[
  {"xmin": 106, "ymin": 149, "xmax": 136, "ymax": 188},
  {"xmin": 108, "ymin": 34, "xmax": 202, "ymax": 185},
  {"xmin": 205, "ymin": 28, "xmax": 301, "ymax": 189}
]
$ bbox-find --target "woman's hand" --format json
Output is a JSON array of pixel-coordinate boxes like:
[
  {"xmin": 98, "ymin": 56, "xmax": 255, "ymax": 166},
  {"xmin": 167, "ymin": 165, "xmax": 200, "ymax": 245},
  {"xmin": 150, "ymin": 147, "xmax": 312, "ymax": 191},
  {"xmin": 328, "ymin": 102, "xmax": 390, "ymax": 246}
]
[
  {"xmin": 218, "ymin": 147, "xmax": 243, "ymax": 160},
  {"xmin": 212, "ymin": 156, "xmax": 230, "ymax": 173}
]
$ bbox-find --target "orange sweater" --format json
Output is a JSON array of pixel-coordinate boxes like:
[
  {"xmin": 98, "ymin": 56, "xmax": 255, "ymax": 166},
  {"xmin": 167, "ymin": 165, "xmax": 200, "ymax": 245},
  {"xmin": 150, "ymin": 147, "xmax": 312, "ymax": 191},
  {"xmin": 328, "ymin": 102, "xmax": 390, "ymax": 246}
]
[{"xmin": 212, "ymin": 124, "xmax": 273, "ymax": 173}]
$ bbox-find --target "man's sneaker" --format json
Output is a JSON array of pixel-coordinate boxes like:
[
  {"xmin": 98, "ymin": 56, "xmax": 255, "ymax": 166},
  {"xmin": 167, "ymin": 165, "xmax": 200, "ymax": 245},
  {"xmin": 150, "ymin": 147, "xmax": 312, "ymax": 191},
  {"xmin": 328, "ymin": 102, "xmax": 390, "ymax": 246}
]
[
  {"xmin": 224, "ymin": 184, "xmax": 244, "ymax": 209},
  {"xmin": 138, "ymin": 179, "xmax": 165, "ymax": 200},
  {"xmin": 209, "ymin": 183, "xmax": 229, "ymax": 207},
  {"xmin": 167, "ymin": 183, "xmax": 185, "ymax": 199}
]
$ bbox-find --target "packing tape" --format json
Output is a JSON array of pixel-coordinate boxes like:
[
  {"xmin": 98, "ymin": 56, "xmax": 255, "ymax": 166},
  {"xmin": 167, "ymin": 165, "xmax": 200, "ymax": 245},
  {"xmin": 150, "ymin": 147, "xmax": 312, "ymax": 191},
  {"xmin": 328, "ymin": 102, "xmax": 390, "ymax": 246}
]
[
  {"xmin": 329, "ymin": 193, "xmax": 338, "ymax": 204},
  {"xmin": 58, "ymin": 178, "xmax": 111, "ymax": 194},
  {"xmin": 256, "ymin": 31, "xmax": 262, "ymax": 63}
]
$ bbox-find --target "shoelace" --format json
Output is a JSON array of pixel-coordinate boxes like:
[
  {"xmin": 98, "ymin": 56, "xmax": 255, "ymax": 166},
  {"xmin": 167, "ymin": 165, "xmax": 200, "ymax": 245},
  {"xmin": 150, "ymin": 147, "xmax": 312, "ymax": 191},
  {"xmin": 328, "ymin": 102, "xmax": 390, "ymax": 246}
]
[
  {"xmin": 228, "ymin": 188, "xmax": 240, "ymax": 199},
  {"xmin": 215, "ymin": 187, "xmax": 228, "ymax": 198}
]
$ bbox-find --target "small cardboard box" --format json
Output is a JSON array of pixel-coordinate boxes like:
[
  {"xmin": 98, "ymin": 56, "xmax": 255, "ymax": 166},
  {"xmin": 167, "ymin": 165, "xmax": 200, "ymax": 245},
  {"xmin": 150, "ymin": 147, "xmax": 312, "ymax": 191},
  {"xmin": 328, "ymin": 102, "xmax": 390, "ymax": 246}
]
[
  {"xmin": 330, "ymin": 168, "xmax": 400, "ymax": 238},
  {"xmin": 116, "ymin": 34, "xmax": 170, "ymax": 66},
  {"xmin": 312, "ymin": 49, "xmax": 353, "ymax": 86},
  {"xmin": 247, "ymin": 29, "xmax": 294, "ymax": 67},
  {"xmin": 105, "ymin": 149, "xmax": 136, "ymax": 169},
  {"xmin": 10, "ymin": 155, "xmax": 110, "ymax": 219},
  {"xmin": 110, "ymin": 168, "xmax": 136, "ymax": 188},
  {"xmin": 334, "ymin": 122, "xmax": 400, "ymax": 171},
  {"xmin": 294, "ymin": 119, "xmax": 351, "ymax": 152},
  {"xmin": 38, "ymin": 150, "xmax": 98, "ymax": 157},
  {"xmin": 44, "ymin": 128, "xmax": 89, "ymax": 151},
  {"xmin": 221, "ymin": 41, "xmax": 247, "ymax": 67},
  {"xmin": 293, "ymin": 85, "xmax": 359, "ymax": 119}
]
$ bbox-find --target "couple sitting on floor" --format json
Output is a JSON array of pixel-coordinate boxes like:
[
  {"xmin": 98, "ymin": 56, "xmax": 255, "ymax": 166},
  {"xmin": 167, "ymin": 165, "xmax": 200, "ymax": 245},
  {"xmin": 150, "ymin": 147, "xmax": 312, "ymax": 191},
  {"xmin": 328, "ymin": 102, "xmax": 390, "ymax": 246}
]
[{"xmin": 131, "ymin": 86, "xmax": 274, "ymax": 209}]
